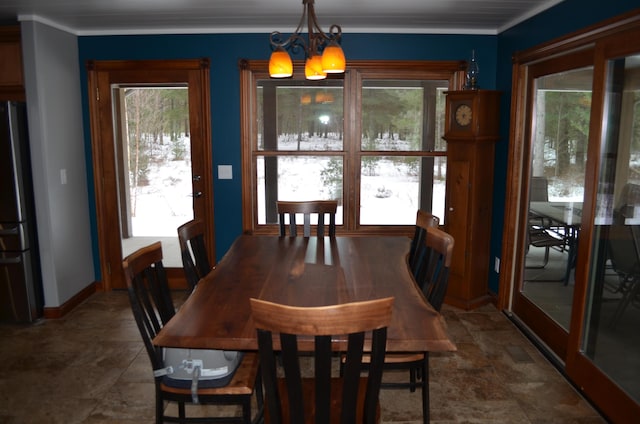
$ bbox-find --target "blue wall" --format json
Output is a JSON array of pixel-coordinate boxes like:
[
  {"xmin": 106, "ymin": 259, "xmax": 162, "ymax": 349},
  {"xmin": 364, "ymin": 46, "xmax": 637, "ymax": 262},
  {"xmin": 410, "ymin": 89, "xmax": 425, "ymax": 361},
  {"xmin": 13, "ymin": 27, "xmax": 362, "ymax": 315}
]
[
  {"xmin": 78, "ymin": 1, "xmax": 639, "ymax": 288},
  {"xmin": 78, "ymin": 33, "xmax": 496, "ymax": 280}
]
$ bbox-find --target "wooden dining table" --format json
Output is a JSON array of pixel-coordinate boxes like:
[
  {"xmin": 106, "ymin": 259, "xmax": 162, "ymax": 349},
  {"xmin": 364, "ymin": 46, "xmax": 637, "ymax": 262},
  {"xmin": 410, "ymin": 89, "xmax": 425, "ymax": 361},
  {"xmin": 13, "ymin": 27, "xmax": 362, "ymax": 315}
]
[{"xmin": 153, "ymin": 235, "xmax": 456, "ymax": 353}]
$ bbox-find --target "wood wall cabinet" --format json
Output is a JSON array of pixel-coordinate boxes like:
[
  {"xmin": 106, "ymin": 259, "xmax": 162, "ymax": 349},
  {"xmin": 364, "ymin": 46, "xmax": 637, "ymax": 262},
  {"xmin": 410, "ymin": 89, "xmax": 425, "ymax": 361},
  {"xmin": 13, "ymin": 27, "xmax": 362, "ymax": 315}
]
[
  {"xmin": 0, "ymin": 26, "xmax": 25, "ymax": 101},
  {"xmin": 443, "ymin": 90, "xmax": 501, "ymax": 309}
]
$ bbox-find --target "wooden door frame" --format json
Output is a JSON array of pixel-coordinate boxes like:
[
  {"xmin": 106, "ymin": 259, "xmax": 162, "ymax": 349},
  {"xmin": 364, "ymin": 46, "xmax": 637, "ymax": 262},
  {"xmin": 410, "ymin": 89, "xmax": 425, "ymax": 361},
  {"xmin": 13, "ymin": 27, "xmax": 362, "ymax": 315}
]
[
  {"xmin": 86, "ymin": 59, "xmax": 214, "ymax": 290},
  {"xmin": 509, "ymin": 47, "xmax": 595, "ymax": 361},
  {"xmin": 498, "ymin": 10, "xmax": 640, "ymax": 423}
]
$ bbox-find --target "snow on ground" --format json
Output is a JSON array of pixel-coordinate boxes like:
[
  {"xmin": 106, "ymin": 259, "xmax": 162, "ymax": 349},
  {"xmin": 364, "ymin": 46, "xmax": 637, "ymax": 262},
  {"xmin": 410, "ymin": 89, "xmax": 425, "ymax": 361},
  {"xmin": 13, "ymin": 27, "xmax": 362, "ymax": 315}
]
[
  {"xmin": 131, "ymin": 133, "xmax": 582, "ymax": 237},
  {"xmin": 256, "ymin": 155, "xmax": 445, "ymax": 225},
  {"xmin": 133, "ymin": 134, "xmax": 448, "ymax": 235},
  {"xmin": 131, "ymin": 139, "xmax": 194, "ymax": 236}
]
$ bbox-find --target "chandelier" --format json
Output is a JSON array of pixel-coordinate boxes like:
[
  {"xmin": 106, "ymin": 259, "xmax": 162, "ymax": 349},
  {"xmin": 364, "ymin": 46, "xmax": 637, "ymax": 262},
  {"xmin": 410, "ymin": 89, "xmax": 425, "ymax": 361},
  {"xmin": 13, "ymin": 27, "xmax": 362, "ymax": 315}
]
[{"xmin": 268, "ymin": 0, "xmax": 346, "ymax": 80}]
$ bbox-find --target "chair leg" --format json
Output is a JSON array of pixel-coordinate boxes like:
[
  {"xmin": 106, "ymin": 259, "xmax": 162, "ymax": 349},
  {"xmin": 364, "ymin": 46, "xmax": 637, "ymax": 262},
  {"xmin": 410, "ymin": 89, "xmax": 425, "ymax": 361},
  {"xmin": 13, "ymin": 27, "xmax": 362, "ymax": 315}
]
[
  {"xmin": 156, "ymin": 386, "xmax": 164, "ymax": 424},
  {"xmin": 178, "ymin": 402, "xmax": 186, "ymax": 421},
  {"xmin": 525, "ymin": 246, "xmax": 551, "ymax": 269},
  {"xmin": 251, "ymin": 369, "xmax": 264, "ymax": 424},
  {"xmin": 409, "ymin": 367, "xmax": 417, "ymax": 392},
  {"xmin": 242, "ymin": 398, "xmax": 251, "ymax": 424},
  {"xmin": 421, "ymin": 354, "xmax": 430, "ymax": 424},
  {"xmin": 255, "ymin": 369, "xmax": 264, "ymax": 410}
]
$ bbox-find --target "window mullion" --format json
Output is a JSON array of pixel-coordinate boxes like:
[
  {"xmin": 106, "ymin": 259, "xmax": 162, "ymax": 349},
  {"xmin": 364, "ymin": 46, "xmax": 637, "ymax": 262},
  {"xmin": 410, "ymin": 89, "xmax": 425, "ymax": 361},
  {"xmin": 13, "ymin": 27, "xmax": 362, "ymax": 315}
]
[
  {"xmin": 345, "ymin": 69, "xmax": 361, "ymax": 231},
  {"xmin": 262, "ymin": 84, "xmax": 279, "ymax": 223}
]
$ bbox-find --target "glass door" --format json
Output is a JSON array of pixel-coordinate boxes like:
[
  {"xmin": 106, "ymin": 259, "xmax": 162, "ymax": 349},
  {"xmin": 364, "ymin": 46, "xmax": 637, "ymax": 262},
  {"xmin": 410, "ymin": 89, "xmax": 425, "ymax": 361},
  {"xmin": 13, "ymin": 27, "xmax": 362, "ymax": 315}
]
[
  {"xmin": 523, "ymin": 67, "xmax": 592, "ymax": 321},
  {"xmin": 513, "ymin": 50, "xmax": 594, "ymax": 360},
  {"xmin": 115, "ymin": 86, "xmax": 194, "ymax": 267},
  {"xmin": 577, "ymin": 52, "xmax": 640, "ymax": 413},
  {"xmin": 504, "ymin": 14, "xmax": 640, "ymax": 421},
  {"xmin": 87, "ymin": 60, "xmax": 213, "ymax": 290}
]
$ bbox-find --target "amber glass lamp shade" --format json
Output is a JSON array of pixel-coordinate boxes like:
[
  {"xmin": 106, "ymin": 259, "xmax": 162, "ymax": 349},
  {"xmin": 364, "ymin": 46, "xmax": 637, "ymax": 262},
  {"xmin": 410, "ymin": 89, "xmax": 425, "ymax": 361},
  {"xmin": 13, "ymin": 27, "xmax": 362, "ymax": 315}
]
[
  {"xmin": 269, "ymin": 47, "xmax": 293, "ymax": 78},
  {"xmin": 321, "ymin": 41, "xmax": 345, "ymax": 73},
  {"xmin": 305, "ymin": 54, "xmax": 327, "ymax": 80}
]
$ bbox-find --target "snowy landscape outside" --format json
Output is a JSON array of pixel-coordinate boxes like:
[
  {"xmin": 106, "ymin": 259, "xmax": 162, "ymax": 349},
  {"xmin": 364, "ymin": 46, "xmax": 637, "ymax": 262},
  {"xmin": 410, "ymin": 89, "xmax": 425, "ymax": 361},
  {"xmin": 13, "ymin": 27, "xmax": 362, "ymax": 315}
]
[
  {"xmin": 130, "ymin": 136, "xmax": 193, "ymax": 237},
  {"xmin": 130, "ymin": 133, "xmax": 447, "ymax": 237}
]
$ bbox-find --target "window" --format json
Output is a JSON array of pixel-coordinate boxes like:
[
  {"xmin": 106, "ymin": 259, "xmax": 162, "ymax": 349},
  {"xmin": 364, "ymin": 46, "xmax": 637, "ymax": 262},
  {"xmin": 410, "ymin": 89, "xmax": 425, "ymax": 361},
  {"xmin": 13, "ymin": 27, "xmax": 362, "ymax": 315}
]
[{"xmin": 240, "ymin": 60, "xmax": 463, "ymax": 234}]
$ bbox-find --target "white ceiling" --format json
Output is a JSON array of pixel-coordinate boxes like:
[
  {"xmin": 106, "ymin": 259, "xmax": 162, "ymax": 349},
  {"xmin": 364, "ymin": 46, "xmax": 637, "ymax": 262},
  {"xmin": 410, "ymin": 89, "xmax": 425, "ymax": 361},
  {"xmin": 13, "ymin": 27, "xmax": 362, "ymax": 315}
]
[{"xmin": 0, "ymin": 0, "xmax": 563, "ymax": 36}]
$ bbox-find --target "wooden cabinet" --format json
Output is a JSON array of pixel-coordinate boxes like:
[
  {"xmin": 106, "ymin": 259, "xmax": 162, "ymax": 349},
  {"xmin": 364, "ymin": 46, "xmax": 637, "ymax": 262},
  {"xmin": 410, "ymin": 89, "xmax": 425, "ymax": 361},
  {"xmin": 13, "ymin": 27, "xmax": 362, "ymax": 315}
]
[
  {"xmin": 443, "ymin": 90, "xmax": 501, "ymax": 309},
  {"xmin": 0, "ymin": 26, "xmax": 25, "ymax": 100}
]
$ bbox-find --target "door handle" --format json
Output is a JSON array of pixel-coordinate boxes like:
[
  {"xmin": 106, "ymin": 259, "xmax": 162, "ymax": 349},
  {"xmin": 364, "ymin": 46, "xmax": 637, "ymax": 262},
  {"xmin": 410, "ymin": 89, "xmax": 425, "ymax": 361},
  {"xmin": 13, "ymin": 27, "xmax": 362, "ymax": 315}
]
[
  {"xmin": 194, "ymin": 191, "xmax": 203, "ymax": 198},
  {"xmin": 0, "ymin": 226, "xmax": 19, "ymax": 236},
  {"xmin": 0, "ymin": 256, "xmax": 21, "ymax": 265},
  {"xmin": 193, "ymin": 175, "xmax": 202, "ymax": 181}
]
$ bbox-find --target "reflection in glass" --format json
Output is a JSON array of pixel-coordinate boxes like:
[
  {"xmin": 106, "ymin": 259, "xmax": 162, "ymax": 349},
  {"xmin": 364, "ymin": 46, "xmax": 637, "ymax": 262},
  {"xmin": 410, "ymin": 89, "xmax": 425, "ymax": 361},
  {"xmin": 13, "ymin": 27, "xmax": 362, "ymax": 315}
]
[
  {"xmin": 257, "ymin": 82, "xmax": 344, "ymax": 152},
  {"xmin": 359, "ymin": 80, "xmax": 447, "ymax": 225},
  {"xmin": 584, "ymin": 54, "xmax": 640, "ymax": 403},
  {"xmin": 254, "ymin": 77, "xmax": 448, "ymax": 228},
  {"xmin": 256, "ymin": 80, "xmax": 345, "ymax": 227},
  {"xmin": 359, "ymin": 156, "xmax": 446, "ymax": 225},
  {"xmin": 257, "ymin": 155, "xmax": 343, "ymax": 225},
  {"xmin": 361, "ymin": 81, "xmax": 448, "ymax": 152},
  {"xmin": 523, "ymin": 67, "xmax": 592, "ymax": 330}
]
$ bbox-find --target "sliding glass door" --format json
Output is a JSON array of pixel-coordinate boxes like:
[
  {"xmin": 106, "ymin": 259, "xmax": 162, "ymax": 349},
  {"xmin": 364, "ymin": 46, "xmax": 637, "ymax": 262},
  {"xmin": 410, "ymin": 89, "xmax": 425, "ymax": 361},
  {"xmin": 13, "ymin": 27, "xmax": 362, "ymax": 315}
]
[
  {"xmin": 512, "ymin": 50, "xmax": 593, "ymax": 360},
  {"xmin": 574, "ymin": 50, "xmax": 640, "ymax": 418},
  {"xmin": 503, "ymin": 13, "xmax": 640, "ymax": 422}
]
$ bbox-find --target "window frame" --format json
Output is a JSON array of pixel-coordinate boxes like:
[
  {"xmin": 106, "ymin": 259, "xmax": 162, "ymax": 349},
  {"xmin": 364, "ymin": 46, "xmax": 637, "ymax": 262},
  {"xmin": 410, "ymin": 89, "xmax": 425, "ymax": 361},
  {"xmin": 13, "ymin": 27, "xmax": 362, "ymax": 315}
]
[{"xmin": 240, "ymin": 59, "xmax": 465, "ymax": 235}]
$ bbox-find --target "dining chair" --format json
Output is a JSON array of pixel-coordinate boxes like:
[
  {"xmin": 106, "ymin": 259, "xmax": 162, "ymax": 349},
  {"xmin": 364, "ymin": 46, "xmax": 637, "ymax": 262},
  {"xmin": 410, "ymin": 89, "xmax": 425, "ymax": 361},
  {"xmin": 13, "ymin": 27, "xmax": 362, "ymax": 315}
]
[
  {"xmin": 528, "ymin": 176, "xmax": 552, "ymax": 228},
  {"xmin": 250, "ymin": 296, "xmax": 394, "ymax": 424},
  {"xmin": 177, "ymin": 219, "xmax": 212, "ymax": 289},
  {"xmin": 529, "ymin": 175, "xmax": 563, "ymax": 231},
  {"xmin": 413, "ymin": 226, "xmax": 455, "ymax": 311},
  {"xmin": 346, "ymin": 226, "xmax": 454, "ymax": 424},
  {"xmin": 408, "ymin": 210, "xmax": 440, "ymax": 278},
  {"xmin": 276, "ymin": 200, "xmax": 338, "ymax": 237},
  {"xmin": 123, "ymin": 241, "xmax": 262, "ymax": 424},
  {"xmin": 607, "ymin": 209, "xmax": 640, "ymax": 327},
  {"xmin": 526, "ymin": 227, "xmax": 567, "ymax": 269}
]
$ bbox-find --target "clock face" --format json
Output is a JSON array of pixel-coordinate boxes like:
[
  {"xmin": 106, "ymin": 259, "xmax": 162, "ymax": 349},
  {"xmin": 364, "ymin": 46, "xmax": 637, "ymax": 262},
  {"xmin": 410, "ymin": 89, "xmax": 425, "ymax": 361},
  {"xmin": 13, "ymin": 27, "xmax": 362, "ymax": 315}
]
[{"xmin": 455, "ymin": 104, "xmax": 472, "ymax": 127}]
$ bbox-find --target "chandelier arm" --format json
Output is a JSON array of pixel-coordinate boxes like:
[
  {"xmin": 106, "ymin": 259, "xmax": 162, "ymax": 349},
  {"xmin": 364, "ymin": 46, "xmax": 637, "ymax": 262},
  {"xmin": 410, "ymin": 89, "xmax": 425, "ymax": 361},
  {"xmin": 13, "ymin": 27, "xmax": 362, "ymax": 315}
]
[
  {"xmin": 310, "ymin": 23, "xmax": 342, "ymax": 44},
  {"xmin": 270, "ymin": 31, "xmax": 308, "ymax": 56},
  {"xmin": 268, "ymin": 0, "xmax": 345, "ymax": 78},
  {"xmin": 270, "ymin": 1, "xmax": 310, "ymax": 53},
  {"xmin": 307, "ymin": 3, "xmax": 341, "ymax": 55},
  {"xmin": 269, "ymin": 0, "xmax": 342, "ymax": 53}
]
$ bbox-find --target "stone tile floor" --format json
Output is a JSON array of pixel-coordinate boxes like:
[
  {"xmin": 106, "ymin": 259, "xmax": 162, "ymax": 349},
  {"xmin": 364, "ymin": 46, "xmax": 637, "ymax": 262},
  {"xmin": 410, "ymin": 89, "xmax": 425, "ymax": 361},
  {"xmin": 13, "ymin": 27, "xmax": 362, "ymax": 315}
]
[{"xmin": 0, "ymin": 291, "xmax": 607, "ymax": 423}]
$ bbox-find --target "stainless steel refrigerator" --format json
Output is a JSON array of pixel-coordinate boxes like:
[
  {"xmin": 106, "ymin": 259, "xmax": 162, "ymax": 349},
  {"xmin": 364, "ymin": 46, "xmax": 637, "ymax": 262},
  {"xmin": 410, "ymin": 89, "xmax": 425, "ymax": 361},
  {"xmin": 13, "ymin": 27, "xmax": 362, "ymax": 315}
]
[{"xmin": 0, "ymin": 101, "xmax": 43, "ymax": 323}]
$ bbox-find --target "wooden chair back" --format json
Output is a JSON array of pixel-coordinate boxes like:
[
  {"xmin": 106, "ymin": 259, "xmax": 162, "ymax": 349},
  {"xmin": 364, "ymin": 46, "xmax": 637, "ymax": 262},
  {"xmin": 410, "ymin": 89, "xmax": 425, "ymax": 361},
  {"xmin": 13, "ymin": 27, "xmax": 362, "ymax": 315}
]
[
  {"xmin": 177, "ymin": 219, "xmax": 211, "ymax": 289},
  {"xmin": 250, "ymin": 296, "xmax": 394, "ymax": 424},
  {"xmin": 528, "ymin": 176, "xmax": 552, "ymax": 228},
  {"xmin": 414, "ymin": 227, "xmax": 454, "ymax": 311},
  {"xmin": 122, "ymin": 241, "xmax": 174, "ymax": 371},
  {"xmin": 409, "ymin": 210, "xmax": 440, "ymax": 276},
  {"xmin": 124, "ymin": 242, "xmax": 262, "ymax": 423},
  {"xmin": 277, "ymin": 200, "xmax": 337, "ymax": 237}
]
